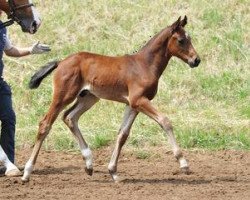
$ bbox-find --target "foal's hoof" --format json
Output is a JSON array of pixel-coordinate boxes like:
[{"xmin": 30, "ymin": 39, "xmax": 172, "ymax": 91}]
[
  {"xmin": 5, "ymin": 169, "xmax": 22, "ymax": 177},
  {"xmin": 109, "ymin": 171, "xmax": 121, "ymax": 183},
  {"xmin": 85, "ymin": 167, "xmax": 93, "ymax": 176},
  {"xmin": 181, "ymin": 166, "xmax": 191, "ymax": 175},
  {"xmin": 21, "ymin": 176, "xmax": 30, "ymax": 183}
]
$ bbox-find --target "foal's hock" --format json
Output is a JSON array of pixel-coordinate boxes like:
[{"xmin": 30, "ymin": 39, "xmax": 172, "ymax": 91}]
[{"xmin": 22, "ymin": 16, "xmax": 200, "ymax": 182}]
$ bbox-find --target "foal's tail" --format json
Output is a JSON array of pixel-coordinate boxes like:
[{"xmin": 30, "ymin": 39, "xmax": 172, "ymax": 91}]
[{"xmin": 29, "ymin": 60, "xmax": 59, "ymax": 89}]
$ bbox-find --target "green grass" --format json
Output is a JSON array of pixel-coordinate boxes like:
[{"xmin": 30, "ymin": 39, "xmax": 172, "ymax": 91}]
[
  {"xmin": 2, "ymin": 0, "xmax": 249, "ymax": 151},
  {"xmin": 177, "ymin": 129, "xmax": 250, "ymax": 150},
  {"xmin": 135, "ymin": 150, "xmax": 151, "ymax": 159}
]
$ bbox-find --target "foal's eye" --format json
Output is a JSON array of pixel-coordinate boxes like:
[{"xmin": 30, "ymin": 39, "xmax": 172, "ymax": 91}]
[{"xmin": 178, "ymin": 38, "xmax": 185, "ymax": 45}]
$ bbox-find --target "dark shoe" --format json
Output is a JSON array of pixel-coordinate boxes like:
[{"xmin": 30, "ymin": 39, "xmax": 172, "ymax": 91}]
[{"xmin": 0, "ymin": 166, "xmax": 6, "ymax": 175}]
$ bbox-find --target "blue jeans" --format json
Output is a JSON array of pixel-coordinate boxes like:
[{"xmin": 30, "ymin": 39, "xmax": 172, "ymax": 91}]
[{"xmin": 0, "ymin": 81, "xmax": 16, "ymax": 163}]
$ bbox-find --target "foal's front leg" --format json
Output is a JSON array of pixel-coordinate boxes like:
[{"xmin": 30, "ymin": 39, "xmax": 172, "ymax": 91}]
[
  {"xmin": 137, "ymin": 98, "xmax": 189, "ymax": 173},
  {"xmin": 108, "ymin": 106, "xmax": 138, "ymax": 182}
]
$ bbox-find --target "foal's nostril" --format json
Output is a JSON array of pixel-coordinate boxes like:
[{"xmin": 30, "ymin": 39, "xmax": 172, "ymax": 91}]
[
  {"xmin": 31, "ymin": 21, "xmax": 37, "ymax": 33},
  {"xmin": 194, "ymin": 57, "xmax": 201, "ymax": 66}
]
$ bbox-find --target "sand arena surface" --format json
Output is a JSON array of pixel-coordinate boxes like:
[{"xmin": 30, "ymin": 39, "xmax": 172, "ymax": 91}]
[{"xmin": 1, "ymin": 147, "xmax": 249, "ymax": 200}]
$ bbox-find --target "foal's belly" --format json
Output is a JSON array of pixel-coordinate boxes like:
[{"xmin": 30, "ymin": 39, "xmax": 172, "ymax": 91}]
[{"xmin": 81, "ymin": 83, "xmax": 129, "ymax": 104}]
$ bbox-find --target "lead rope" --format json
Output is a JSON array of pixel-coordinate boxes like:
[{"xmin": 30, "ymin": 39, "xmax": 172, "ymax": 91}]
[{"xmin": 0, "ymin": 19, "xmax": 14, "ymax": 29}]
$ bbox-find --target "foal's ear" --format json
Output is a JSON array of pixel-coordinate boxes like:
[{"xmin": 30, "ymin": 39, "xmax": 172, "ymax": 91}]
[
  {"xmin": 171, "ymin": 16, "xmax": 181, "ymax": 33},
  {"xmin": 180, "ymin": 15, "xmax": 188, "ymax": 27}
]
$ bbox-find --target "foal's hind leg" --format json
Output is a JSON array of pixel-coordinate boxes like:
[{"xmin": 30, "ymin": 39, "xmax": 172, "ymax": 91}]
[
  {"xmin": 21, "ymin": 101, "xmax": 66, "ymax": 182},
  {"xmin": 62, "ymin": 92, "xmax": 99, "ymax": 176},
  {"xmin": 22, "ymin": 93, "xmax": 78, "ymax": 182},
  {"xmin": 108, "ymin": 106, "xmax": 138, "ymax": 182}
]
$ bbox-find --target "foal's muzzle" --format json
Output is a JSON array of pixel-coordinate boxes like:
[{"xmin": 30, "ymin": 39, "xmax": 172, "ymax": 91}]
[
  {"xmin": 30, "ymin": 20, "xmax": 39, "ymax": 33},
  {"xmin": 189, "ymin": 56, "xmax": 201, "ymax": 68},
  {"xmin": 21, "ymin": 19, "xmax": 41, "ymax": 34}
]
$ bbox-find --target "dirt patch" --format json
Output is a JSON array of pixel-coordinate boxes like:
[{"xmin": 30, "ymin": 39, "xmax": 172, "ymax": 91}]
[{"xmin": 1, "ymin": 147, "xmax": 250, "ymax": 200}]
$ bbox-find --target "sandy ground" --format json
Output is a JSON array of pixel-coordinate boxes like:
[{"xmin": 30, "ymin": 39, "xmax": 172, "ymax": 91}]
[{"xmin": 0, "ymin": 147, "xmax": 249, "ymax": 200}]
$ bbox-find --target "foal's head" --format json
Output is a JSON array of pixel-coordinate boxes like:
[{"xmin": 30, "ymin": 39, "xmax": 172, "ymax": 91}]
[{"xmin": 167, "ymin": 16, "xmax": 200, "ymax": 68}]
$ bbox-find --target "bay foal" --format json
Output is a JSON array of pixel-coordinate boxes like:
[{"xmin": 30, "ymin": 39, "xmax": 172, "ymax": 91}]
[{"xmin": 22, "ymin": 16, "xmax": 200, "ymax": 182}]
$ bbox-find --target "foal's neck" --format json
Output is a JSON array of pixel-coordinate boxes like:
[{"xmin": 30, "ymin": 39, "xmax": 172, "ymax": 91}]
[{"xmin": 137, "ymin": 26, "xmax": 172, "ymax": 77}]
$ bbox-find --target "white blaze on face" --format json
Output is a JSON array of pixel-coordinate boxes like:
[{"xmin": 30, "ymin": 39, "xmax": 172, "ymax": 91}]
[
  {"xmin": 29, "ymin": 0, "xmax": 41, "ymax": 27},
  {"xmin": 185, "ymin": 32, "xmax": 190, "ymax": 40}
]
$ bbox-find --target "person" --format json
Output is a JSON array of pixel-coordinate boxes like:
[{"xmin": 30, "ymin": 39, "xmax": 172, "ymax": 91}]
[{"xmin": 0, "ymin": 10, "xmax": 51, "ymax": 176}]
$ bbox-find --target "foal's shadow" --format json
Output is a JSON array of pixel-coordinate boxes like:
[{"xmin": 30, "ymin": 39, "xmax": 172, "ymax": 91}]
[
  {"xmin": 33, "ymin": 165, "xmax": 81, "ymax": 175},
  {"xmin": 91, "ymin": 170, "xmax": 212, "ymax": 185},
  {"xmin": 90, "ymin": 175, "xmax": 212, "ymax": 185},
  {"xmin": 121, "ymin": 178, "xmax": 211, "ymax": 185},
  {"xmin": 121, "ymin": 176, "xmax": 245, "ymax": 185},
  {"xmin": 93, "ymin": 169, "xmax": 244, "ymax": 185},
  {"xmin": 31, "ymin": 168, "xmax": 246, "ymax": 185}
]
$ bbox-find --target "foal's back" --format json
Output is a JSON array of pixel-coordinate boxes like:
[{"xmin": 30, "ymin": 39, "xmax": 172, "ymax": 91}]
[{"xmin": 55, "ymin": 52, "xmax": 143, "ymax": 103}]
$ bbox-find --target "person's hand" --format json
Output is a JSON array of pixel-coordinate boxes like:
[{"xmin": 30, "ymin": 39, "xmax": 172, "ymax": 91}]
[{"xmin": 30, "ymin": 41, "xmax": 51, "ymax": 54}]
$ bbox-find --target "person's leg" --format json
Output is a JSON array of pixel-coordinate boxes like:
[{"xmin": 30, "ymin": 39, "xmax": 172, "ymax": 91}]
[
  {"xmin": 0, "ymin": 145, "xmax": 21, "ymax": 176},
  {"xmin": 0, "ymin": 91, "xmax": 16, "ymax": 164}
]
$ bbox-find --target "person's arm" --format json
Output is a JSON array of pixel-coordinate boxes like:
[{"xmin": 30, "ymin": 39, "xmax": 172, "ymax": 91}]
[
  {"xmin": 4, "ymin": 46, "xmax": 31, "ymax": 57},
  {"xmin": 4, "ymin": 35, "xmax": 51, "ymax": 57}
]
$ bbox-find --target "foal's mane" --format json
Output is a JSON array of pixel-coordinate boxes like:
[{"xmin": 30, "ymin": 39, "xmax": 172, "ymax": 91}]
[{"xmin": 139, "ymin": 25, "xmax": 172, "ymax": 53}]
